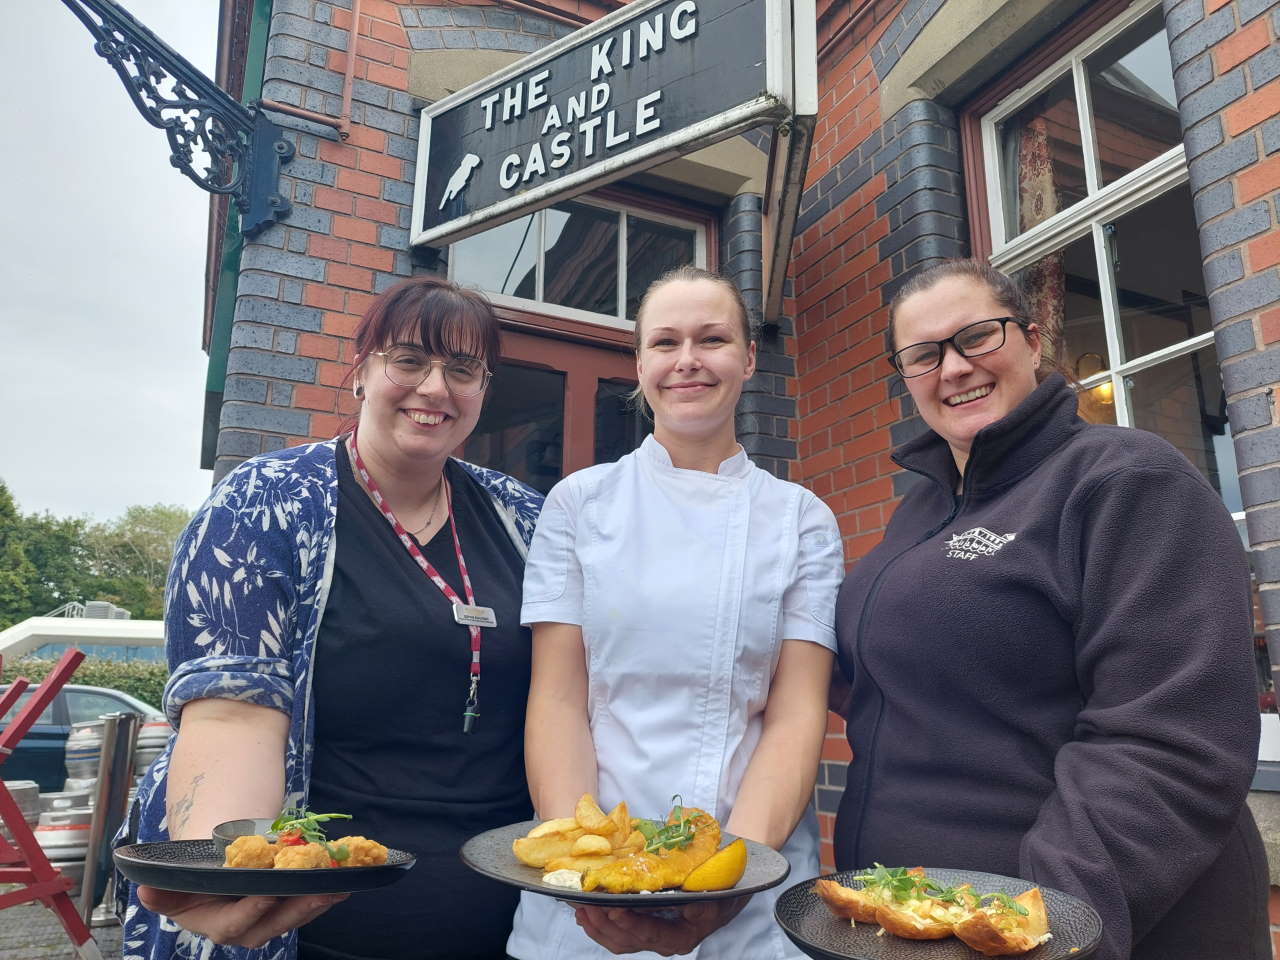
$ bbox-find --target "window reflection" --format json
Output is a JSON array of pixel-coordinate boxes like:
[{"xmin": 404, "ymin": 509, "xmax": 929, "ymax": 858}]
[
  {"xmin": 1087, "ymin": 9, "xmax": 1181, "ymax": 187},
  {"xmin": 626, "ymin": 216, "xmax": 696, "ymax": 321},
  {"xmin": 544, "ymin": 202, "xmax": 619, "ymax": 315},
  {"xmin": 999, "ymin": 73, "xmax": 1088, "ymax": 239},
  {"xmin": 1128, "ymin": 343, "xmax": 1240, "ymax": 510},
  {"xmin": 451, "ymin": 214, "xmax": 538, "ymax": 298},
  {"xmin": 464, "ymin": 363, "xmax": 564, "ymax": 493},
  {"xmin": 1019, "ymin": 233, "xmax": 1109, "ymax": 372},
  {"xmin": 595, "ymin": 379, "xmax": 651, "ymax": 464}
]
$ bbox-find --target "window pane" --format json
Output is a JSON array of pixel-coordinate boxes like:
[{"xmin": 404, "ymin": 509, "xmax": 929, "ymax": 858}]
[
  {"xmin": 1110, "ymin": 185, "xmax": 1210, "ymax": 362},
  {"xmin": 595, "ymin": 379, "xmax": 652, "ymax": 464},
  {"xmin": 1020, "ymin": 233, "xmax": 1111, "ymax": 372},
  {"xmin": 67, "ymin": 692, "xmax": 129, "ymax": 725},
  {"xmin": 626, "ymin": 216, "xmax": 696, "ymax": 322},
  {"xmin": 543, "ymin": 203, "xmax": 619, "ymax": 316},
  {"xmin": 464, "ymin": 363, "xmax": 564, "ymax": 493},
  {"xmin": 999, "ymin": 73, "xmax": 1088, "ymax": 239},
  {"xmin": 1, "ymin": 690, "xmax": 54, "ymax": 725},
  {"xmin": 451, "ymin": 214, "xmax": 538, "ymax": 299},
  {"xmin": 1087, "ymin": 9, "xmax": 1180, "ymax": 187},
  {"xmin": 1128, "ymin": 343, "xmax": 1241, "ymax": 510}
]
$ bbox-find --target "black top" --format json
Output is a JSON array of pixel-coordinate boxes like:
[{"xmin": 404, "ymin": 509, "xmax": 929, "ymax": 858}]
[
  {"xmin": 833, "ymin": 375, "xmax": 1268, "ymax": 960},
  {"xmin": 299, "ymin": 446, "xmax": 533, "ymax": 960}
]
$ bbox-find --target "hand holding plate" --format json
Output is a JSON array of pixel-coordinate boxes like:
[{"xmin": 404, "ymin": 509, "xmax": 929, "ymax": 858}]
[{"xmin": 136, "ymin": 886, "xmax": 348, "ymax": 949}]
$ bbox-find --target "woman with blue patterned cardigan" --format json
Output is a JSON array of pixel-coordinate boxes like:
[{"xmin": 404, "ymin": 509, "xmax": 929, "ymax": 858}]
[{"xmin": 116, "ymin": 277, "xmax": 544, "ymax": 960}]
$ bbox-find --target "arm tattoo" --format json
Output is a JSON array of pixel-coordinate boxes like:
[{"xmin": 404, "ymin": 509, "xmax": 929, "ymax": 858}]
[{"xmin": 168, "ymin": 772, "xmax": 205, "ymax": 839}]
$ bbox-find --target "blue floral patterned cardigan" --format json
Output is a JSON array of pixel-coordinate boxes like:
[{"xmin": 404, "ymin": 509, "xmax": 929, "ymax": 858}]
[{"xmin": 115, "ymin": 438, "xmax": 543, "ymax": 960}]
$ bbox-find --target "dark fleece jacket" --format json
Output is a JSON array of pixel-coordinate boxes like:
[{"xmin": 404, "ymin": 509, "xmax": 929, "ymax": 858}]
[{"xmin": 834, "ymin": 374, "xmax": 1269, "ymax": 960}]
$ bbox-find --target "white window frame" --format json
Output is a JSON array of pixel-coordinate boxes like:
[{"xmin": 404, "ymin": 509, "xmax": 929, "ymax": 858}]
[
  {"xmin": 449, "ymin": 195, "xmax": 708, "ymax": 332},
  {"xmin": 977, "ymin": 0, "xmax": 1239, "ymax": 519}
]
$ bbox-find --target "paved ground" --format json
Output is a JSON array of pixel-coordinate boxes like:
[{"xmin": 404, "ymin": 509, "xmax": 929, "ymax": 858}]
[{"xmin": 0, "ymin": 890, "xmax": 121, "ymax": 960}]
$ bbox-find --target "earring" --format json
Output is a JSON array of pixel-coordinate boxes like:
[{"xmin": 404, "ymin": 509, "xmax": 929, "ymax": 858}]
[{"xmin": 353, "ymin": 383, "xmax": 365, "ymax": 399}]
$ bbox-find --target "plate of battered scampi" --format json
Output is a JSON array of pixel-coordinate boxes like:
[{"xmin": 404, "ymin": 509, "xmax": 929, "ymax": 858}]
[
  {"xmin": 113, "ymin": 809, "xmax": 415, "ymax": 896},
  {"xmin": 461, "ymin": 793, "xmax": 791, "ymax": 906}
]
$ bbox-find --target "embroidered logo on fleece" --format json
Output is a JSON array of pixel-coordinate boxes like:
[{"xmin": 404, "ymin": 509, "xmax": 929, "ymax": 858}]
[{"xmin": 944, "ymin": 527, "xmax": 1016, "ymax": 560}]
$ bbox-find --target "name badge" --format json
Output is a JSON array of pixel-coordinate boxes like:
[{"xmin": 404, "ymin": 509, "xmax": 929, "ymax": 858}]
[{"xmin": 453, "ymin": 603, "xmax": 497, "ymax": 628}]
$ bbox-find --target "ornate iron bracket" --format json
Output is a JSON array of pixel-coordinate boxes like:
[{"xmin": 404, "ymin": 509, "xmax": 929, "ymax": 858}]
[{"xmin": 60, "ymin": 0, "xmax": 293, "ymax": 237}]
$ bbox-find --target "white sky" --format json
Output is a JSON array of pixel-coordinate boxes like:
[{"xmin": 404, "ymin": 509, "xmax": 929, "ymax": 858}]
[{"xmin": 0, "ymin": 1, "xmax": 218, "ymax": 522}]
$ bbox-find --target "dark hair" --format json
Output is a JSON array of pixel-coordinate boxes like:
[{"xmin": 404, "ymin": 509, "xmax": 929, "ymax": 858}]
[
  {"xmin": 353, "ymin": 276, "xmax": 501, "ymax": 368},
  {"xmin": 887, "ymin": 258, "xmax": 1058, "ymax": 382},
  {"xmin": 632, "ymin": 265, "xmax": 753, "ymax": 350}
]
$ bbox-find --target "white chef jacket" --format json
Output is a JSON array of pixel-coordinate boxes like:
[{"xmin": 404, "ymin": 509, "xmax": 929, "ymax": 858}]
[{"xmin": 507, "ymin": 435, "xmax": 844, "ymax": 960}]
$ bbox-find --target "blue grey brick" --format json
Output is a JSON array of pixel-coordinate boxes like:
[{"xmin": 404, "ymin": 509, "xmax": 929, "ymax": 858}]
[
  {"xmin": 1179, "ymin": 68, "xmax": 1246, "ymax": 127},
  {"xmin": 1211, "ymin": 270, "xmax": 1280, "ymax": 325},
  {"xmin": 1169, "ymin": 7, "xmax": 1234, "ymax": 66},
  {"xmin": 418, "ymin": 7, "xmax": 454, "ymax": 26},
  {"xmin": 389, "ymin": 91, "xmax": 415, "ymax": 115},
  {"xmin": 275, "ymin": 329, "xmax": 299, "ymax": 353},
  {"xmin": 266, "ymin": 58, "xmax": 345, "ymax": 96},
  {"xmin": 1193, "ymin": 180, "xmax": 1235, "ymax": 225},
  {"xmin": 281, "ymin": 279, "xmax": 304, "ymax": 304},
  {"xmin": 1229, "ymin": 392, "xmax": 1274, "ymax": 433},
  {"xmin": 373, "ymin": 272, "xmax": 401, "ymax": 294},
  {"xmin": 1183, "ymin": 115, "xmax": 1223, "ymax": 160},
  {"xmin": 1241, "ymin": 0, "xmax": 1278, "ymax": 22},
  {"xmin": 1163, "ymin": 0, "xmax": 1205, "ymax": 41},
  {"xmin": 1243, "ymin": 466, "xmax": 1280, "ymax": 507},
  {"xmin": 227, "ymin": 348, "xmax": 319, "ymax": 383},
  {"xmin": 288, "ymin": 156, "xmax": 336, "ymax": 187},
  {"xmin": 314, "ymin": 2, "xmax": 331, "ymax": 23},
  {"xmin": 351, "ymin": 79, "xmax": 391, "ymax": 108},
  {"xmin": 1225, "ymin": 350, "xmax": 1280, "ymax": 401},
  {"xmin": 408, "ymin": 28, "xmax": 443, "ymax": 49},
  {"xmin": 261, "ymin": 436, "xmax": 290, "ymax": 455},
  {"xmin": 1253, "ymin": 544, "xmax": 1280, "ymax": 580},
  {"xmin": 380, "ymin": 225, "xmax": 410, "ymax": 249},
  {"xmin": 286, "ymin": 230, "xmax": 309, "ymax": 254},
  {"xmin": 519, "ymin": 14, "xmax": 553, "ymax": 35},
  {"xmin": 1206, "ymin": 251, "xmax": 1247, "ymax": 291},
  {"xmin": 442, "ymin": 29, "xmax": 477, "ymax": 48},
  {"xmin": 267, "ymin": 35, "xmax": 308, "ymax": 62},
  {"xmin": 1249, "ymin": 45, "xmax": 1280, "ymax": 89},
  {"xmin": 1216, "ymin": 316, "xmax": 1257, "ymax": 358},
  {"xmin": 450, "ymin": 6, "xmax": 486, "ymax": 26},
  {"xmin": 271, "ymin": 382, "xmax": 295, "ymax": 407},
  {"xmin": 272, "ymin": 0, "xmax": 314, "ymax": 16},
  {"xmin": 1189, "ymin": 136, "xmax": 1259, "ymax": 188},
  {"xmin": 235, "ymin": 296, "xmax": 324, "ymax": 331},
  {"xmin": 1265, "ymin": 116, "xmax": 1280, "ymax": 155},
  {"xmin": 282, "ymin": 204, "xmax": 333, "ymax": 234},
  {"xmin": 398, "ymin": 205, "xmax": 413, "ymax": 230},
  {"xmin": 398, "ymin": 7, "xmax": 420, "ymax": 26},
  {"xmin": 1261, "ymin": 585, "xmax": 1280, "ymax": 622},
  {"xmin": 272, "ymin": 13, "xmax": 348, "ymax": 50},
  {"xmin": 309, "ymin": 46, "xmax": 329, "ymax": 67},
  {"xmin": 238, "ymin": 271, "xmax": 281, "ymax": 298},
  {"xmin": 1174, "ymin": 52, "xmax": 1213, "ymax": 98},
  {"xmin": 231, "ymin": 322, "xmax": 276, "ymax": 350},
  {"xmin": 262, "ymin": 79, "xmax": 304, "ymax": 107},
  {"xmin": 249, "ymin": 222, "xmax": 288, "ymax": 249},
  {"xmin": 221, "ymin": 402, "xmax": 312, "ymax": 437},
  {"xmin": 293, "ymin": 181, "xmax": 315, "ymax": 205},
  {"xmin": 553, "ymin": 23, "xmax": 574, "ymax": 38},
  {"xmin": 361, "ymin": 104, "xmax": 410, "ymax": 134},
  {"xmin": 483, "ymin": 8, "xmax": 517, "ymax": 29},
  {"xmin": 217, "ymin": 430, "xmax": 263, "ymax": 458},
  {"xmin": 223, "ymin": 376, "xmax": 270, "ymax": 404},
  {"xmin": 387, "ymin": 134, "xmax": 418, "ymax": 162},
  {"xmin": 395, "ymin": 251, "xmax": 413, "ymax": 275},
  {"xmin": 1247, "ymin": 502, "xmax": 1280, "ymax": 541},
  {"xmin": 1200, "ymin": 202, "xmax": 1272, "ymax": 253},
  {"xmin": 383, "ymin": 179, "xmax": 414, "ymax": 205}
]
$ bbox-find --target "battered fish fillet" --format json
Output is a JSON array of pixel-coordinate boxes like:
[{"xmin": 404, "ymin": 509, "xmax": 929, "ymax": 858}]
[
  {"xmin": 582, "ymin": 813, "xmax": 721, "ymax": 893},
  {"xmin": 273, "ymin": 841, "xmax": 333, "ymax": 869},
  {"xmin": 331, "ymin": 835, "xmax": 389, "ymax": 867},
  {"xmin": 224, "ymin": 834, "xmax": 276, "ymax": 868}
]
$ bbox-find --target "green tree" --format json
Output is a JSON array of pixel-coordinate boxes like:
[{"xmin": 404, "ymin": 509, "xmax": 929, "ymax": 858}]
[
  {"xmin": 0, "ymin": 481, "xmax": 36, "ymax": 629},
  {"xmin": 83, "ymin": 504, "xmax": 191, "ymax": 620},
  {"xmin": 19, "ymin": 511, "xmax": 92, "ymax": 616}
]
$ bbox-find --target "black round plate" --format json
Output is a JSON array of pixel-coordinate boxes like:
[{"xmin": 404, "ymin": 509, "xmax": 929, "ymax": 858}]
[
  {"xmin": 113, "ymin": 840, "xmax": 416, "ymax": 897},
  {"xmin": 460, "ymin": 820, "xmax": 790, "ymax": 906},
  {"xmin": 774, "ymin": 867, "xmax": 1103, "ymax": 960}
]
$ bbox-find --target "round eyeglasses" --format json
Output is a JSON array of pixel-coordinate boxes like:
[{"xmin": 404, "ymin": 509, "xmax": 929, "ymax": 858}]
[
  {"xmin": 889, "ymin": 317, "xmax": 1030, "ymax": 378},
  {"xmin": 373, "ymin": 349, "xmax": 492, "ymax": 397}
]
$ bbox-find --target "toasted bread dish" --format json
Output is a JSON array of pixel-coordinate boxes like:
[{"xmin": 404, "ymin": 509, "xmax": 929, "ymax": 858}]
[
  {"xmin": 875, "ymin": 892, "xmax": 974, "ymax": 940},
  {"xmin": 953, "ymin": 888, "xmax": 1051, "ymax": 956},
  {"xmin": 813, "ymin": 877, "xmax": 884, "ymax": 923}
]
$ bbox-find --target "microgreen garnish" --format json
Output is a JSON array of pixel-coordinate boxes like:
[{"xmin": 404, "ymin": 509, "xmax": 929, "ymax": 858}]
[
  {"xmin": 269, "ymin": 809, "xmax": 353, "ymax": 844},
  {"xmin": 855, "ymin": 864, "xmax": 1029, "ymax": 915},
  {"xmin": 641, "ymin": 795, "xmax": 697, "ymax": 853},
  {"xmin": 980, "ymin": 892, "xmax": 1029, "ymax": 916}
]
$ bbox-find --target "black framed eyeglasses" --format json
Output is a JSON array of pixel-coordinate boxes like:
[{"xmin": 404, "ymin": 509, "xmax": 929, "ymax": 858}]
[
  {"xmin": 889, "ymin": 317, "xmax": 1031, "ymax": 378},
  {"xmin": 372, "ymin": 349, "xmax": 492, "ymax": 397}
]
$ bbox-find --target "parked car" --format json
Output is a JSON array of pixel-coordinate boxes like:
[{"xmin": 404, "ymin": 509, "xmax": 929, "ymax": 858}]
[{"xmin": 0, "ymin": 684, "xmax": 165, "ymax": 792}]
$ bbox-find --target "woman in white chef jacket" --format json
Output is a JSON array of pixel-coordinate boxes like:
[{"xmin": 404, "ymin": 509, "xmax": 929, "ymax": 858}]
[{"xmin": 507, "ymin": 266, "xmax": 844, "ymax": 959}]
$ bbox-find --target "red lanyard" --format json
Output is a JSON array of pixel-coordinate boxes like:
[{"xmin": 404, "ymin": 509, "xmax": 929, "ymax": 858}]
[{"xmin": 347, "ymin": 432, "xmax": 484, "ymax": 733}]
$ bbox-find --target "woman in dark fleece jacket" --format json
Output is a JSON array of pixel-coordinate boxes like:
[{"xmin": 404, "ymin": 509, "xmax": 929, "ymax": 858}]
[{"xmin": 833, "ymin": 259, "xmax": 1268, "ymax": 960}]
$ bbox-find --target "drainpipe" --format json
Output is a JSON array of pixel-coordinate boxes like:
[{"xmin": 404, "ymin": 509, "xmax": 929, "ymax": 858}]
[{"xmin": 258, "ymin": 0, "xmax": 361, "ymax": 139}]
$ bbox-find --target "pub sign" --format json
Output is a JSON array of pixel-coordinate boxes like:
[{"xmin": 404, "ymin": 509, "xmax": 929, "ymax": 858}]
[{"xmin": 411, "ymin": 0, "xmax": 802, "ymax": 247}]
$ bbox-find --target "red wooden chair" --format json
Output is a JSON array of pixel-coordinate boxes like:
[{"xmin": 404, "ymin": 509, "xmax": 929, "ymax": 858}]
[{"xmin": 0, "ymin": 647, "xmax": 103, "ymax": 959}]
